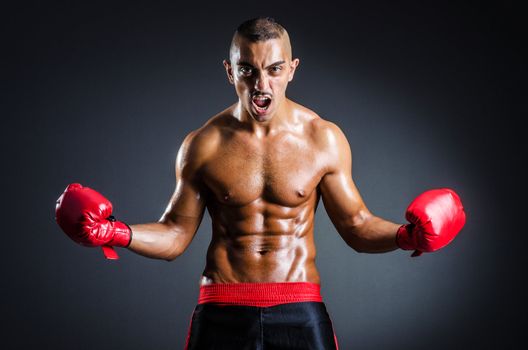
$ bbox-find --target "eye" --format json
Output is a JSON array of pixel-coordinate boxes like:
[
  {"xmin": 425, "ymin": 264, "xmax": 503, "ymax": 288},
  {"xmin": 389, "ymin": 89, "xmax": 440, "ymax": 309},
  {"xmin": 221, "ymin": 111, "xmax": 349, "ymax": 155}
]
[
  {"xmin": 239, "ymin": 66, "xmax": 253, "ymax": 75},
  {"xmin": 270, "ymin": 66, "xmax": 282, "ymax": 73}
]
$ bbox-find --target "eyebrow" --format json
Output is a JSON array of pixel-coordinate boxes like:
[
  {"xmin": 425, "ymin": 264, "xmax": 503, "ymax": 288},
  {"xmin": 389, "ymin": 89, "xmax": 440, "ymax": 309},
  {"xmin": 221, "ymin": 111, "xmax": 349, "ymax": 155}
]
[{"xmin": 237, "ymin": 60, "xmax": 286, "ymax": 69}]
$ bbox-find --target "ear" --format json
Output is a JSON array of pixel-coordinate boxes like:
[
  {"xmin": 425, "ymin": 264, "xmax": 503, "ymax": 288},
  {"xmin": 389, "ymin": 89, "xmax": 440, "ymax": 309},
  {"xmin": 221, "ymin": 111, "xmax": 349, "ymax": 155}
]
[
  {"xmin": 288, "ymin": 58, "xmax": 300, "ymax": 82},
  {"xmin": 223, "ymin": 59, "xmax": 234, "ymax": 85}
]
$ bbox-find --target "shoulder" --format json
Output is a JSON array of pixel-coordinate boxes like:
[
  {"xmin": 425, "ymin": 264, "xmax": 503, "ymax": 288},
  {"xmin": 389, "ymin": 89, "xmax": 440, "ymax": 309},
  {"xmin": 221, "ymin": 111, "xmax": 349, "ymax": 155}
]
[
  {"xmin": 311, "ymin": 119, "xmax": 348, "ymax": 148},
  {"xmin": 292, "ymin": 104, "xmax": 349, "ymax": 153},
  {"xmin": 311, "ymin": 118, "xmax": 351, "ymax": 174},
  {"xmin": 178, "ymin": 108, "xmax": 239, "ymax": 168},
  {"xmin": 176, "ymin": 112, "xmax": 225, "ymax": 171},
  {"xmin": 290, "ymin": 104, "xmax": 351, "ymax": 173}
]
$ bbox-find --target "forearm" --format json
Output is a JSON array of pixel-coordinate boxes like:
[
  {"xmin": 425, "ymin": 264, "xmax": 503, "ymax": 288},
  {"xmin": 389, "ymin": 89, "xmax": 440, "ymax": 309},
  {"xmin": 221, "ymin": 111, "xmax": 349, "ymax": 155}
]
[
  {"xmin": 343, "ymin": 216, "xmax": 402, "ymax": 253},
  {"xmin": 127, "ymin": 222, "xmax": 181, "ymax": 260}
]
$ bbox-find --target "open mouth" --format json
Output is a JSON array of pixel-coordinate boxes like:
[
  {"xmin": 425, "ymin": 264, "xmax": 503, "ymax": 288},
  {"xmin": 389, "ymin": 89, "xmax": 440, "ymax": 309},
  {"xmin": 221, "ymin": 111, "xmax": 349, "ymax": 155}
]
[{"xmin": 251, "ymin": 95, "xmax": 272, "ymax": 113}]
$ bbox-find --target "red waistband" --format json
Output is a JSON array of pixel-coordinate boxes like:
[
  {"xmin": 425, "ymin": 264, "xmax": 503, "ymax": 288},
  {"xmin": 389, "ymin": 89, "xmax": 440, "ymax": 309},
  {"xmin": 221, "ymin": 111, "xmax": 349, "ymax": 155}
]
[{"xmin": 198, "ymin": 282, "xmax": 323, "ymax": 307}]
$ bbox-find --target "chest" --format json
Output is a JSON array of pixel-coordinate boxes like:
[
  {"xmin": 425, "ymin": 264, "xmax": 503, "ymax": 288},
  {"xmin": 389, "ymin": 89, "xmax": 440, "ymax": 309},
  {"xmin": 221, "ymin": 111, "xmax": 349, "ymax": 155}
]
[{"xmin": 202, "ymin": 134, "xmax": 326, "ymax": 207}]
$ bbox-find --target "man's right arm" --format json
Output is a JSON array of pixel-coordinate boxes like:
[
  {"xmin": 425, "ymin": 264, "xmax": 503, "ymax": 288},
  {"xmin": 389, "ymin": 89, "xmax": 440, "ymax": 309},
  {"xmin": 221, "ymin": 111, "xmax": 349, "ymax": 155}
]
[{"xmin": 127, "ymin": 130, "xmax": 208, "ymax": 261}]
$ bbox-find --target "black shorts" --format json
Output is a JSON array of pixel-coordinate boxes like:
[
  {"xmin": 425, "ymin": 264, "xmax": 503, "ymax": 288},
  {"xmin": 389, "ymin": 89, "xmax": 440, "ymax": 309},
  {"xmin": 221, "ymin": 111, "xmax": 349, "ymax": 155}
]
[{"xmin": 184, "ymin": 301, "xmax": 339, "ymax": 349}]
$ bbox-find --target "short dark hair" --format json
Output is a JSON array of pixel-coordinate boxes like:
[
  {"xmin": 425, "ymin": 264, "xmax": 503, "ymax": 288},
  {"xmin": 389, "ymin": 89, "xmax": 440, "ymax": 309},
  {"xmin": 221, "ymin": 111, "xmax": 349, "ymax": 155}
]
[
  {"xmin": 229, "ymin": 17, "xmax": 288, "ymax": 61},
  {"xmin": 235, "ymin": 17, "xmax": 286, "ymax": 42}
]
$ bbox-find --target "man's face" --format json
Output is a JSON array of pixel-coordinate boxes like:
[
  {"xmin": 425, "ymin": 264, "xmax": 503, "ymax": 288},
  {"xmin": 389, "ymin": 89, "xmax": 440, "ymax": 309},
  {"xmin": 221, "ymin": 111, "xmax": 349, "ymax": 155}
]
[{"xmin": 223, "ymin": 36, "xmax": 299, "ymax": 122}]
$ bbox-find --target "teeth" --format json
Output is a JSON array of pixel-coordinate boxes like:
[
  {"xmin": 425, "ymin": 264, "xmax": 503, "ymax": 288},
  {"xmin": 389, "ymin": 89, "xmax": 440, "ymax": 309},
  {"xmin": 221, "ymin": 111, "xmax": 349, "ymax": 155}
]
[{"xmin": 252, "ymin": 95, "xmax": 271, "ymax": 111}]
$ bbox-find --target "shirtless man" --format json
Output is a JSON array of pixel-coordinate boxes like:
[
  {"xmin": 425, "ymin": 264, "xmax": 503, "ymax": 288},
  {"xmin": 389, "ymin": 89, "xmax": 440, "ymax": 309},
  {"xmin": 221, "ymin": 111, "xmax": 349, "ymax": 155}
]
[{"xmin": 55, "ymin": 17, "xmax": 466, "ymax": 349}]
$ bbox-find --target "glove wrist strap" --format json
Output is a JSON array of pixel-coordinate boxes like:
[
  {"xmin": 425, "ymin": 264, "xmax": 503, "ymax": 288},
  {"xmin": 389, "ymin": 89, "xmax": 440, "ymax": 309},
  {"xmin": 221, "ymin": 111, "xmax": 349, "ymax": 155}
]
[
  {"xmin": 108, "ymin": 220, "xmax": 132, "ymax": 247},
  {"xmin": 396, "ymin": 224, "xmax": 423, "ymax": 257}
]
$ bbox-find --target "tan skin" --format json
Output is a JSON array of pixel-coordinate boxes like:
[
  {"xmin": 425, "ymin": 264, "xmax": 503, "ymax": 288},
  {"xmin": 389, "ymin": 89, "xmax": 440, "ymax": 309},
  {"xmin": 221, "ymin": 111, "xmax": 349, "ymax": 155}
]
[{"xmin": 127, "ymin": 33, "xmax": 402, "ymax": 286}]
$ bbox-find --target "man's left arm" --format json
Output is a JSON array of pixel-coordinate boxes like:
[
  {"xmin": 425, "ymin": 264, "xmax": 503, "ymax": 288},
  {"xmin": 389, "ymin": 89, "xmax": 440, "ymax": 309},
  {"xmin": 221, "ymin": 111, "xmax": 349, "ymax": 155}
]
[
  {"xmin": 317, "ymin": 121, "xmax": 466, "ymax": 256},
  {"xmin": 317, "ymin": 121, "xmax": 400, "ymax": 253}
]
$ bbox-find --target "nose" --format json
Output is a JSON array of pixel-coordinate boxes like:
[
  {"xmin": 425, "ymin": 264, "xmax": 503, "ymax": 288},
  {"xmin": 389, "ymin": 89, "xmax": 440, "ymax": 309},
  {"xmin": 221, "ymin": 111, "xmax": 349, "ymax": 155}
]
[{"xmin": 254, "ymin": 71, "xmax": 269, "ymax": 92}]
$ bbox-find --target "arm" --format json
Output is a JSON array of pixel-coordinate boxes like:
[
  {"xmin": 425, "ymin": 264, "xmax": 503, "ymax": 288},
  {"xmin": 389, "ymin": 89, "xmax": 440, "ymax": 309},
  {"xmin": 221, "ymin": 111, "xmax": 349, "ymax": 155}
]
[
  {"xmin": 127, "ymin": 130, "xmax": 207, "ymax": 261},
  {"xmin": 55, "ymin": 130, "xmax": 209, "ymax": 261},
  {"xmin": 317, "ymin": 122, "xmax": 466, "ymax": 256},
  {"xmin": 318, "ymin": 122, "xmax": 401, "ymax": 253}
]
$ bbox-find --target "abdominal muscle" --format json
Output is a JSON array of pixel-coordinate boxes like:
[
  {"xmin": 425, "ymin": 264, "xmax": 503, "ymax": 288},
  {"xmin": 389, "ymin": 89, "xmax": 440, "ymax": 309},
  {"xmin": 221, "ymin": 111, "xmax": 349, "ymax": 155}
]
[{"xmin": 200, "ymin": 214, "xmax": 320, "ymax": 285}]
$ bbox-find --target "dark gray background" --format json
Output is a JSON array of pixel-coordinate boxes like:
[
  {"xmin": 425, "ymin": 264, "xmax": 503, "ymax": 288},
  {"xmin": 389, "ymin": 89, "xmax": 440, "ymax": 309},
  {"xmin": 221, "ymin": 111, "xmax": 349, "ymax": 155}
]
[{"xmin": 2, "ymin": 1, "xmax": 525, "ymax": 349}]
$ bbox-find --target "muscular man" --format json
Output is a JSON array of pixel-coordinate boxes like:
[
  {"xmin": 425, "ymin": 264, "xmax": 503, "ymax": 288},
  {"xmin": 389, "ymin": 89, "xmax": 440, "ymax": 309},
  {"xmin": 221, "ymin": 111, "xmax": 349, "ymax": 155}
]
[{"xmin": 55, "ymin": 17, "xmax": 466, "ymax": 349}]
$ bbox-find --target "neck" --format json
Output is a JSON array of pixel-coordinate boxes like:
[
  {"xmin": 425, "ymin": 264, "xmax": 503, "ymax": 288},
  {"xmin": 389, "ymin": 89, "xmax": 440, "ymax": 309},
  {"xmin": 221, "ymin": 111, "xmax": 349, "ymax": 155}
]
[{"xmin": 235, "ymin": 99, "xmax": 290, "ymax": 138}]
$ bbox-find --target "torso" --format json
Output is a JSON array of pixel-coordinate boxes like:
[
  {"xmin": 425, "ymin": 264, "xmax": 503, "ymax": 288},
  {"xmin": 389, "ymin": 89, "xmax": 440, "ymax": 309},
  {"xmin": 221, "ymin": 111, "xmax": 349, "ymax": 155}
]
[{"xmin": 196, "ymin": 100, "xmax": 332, "ymax": 285}]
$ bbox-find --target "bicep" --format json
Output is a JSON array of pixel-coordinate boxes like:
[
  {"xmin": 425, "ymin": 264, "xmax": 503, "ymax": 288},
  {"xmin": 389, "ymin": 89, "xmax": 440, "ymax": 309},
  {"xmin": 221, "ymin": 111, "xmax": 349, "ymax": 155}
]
[
  {"xmin": 160, "ymin": 132, "xmax": 207, "ymax": 232},
  {"xmin": 318, "ymin": 123, "xmax": 371, "ymax": 233},
  {"xmin": 161, "ymin": 177, "xmax": 206, "ymax": 226}
]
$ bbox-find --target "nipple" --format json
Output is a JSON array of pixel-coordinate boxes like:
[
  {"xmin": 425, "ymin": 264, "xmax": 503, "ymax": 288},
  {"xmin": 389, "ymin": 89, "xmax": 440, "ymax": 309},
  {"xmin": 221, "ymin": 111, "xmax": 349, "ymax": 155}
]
[{"xmin": 297, "ymin": 189, "xmax": 306, "ymax": 197}]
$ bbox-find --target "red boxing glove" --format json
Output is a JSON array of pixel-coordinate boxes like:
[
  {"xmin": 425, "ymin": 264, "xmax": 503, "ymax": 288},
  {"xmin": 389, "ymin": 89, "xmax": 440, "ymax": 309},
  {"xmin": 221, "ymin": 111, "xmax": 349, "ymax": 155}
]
[
  {"xmin": 55, "ymin": 183, "xmax": 132, "ymax": 260},
  {"xmin": 396, "ymin": 188, "xmax": 466, "ymax": 257}
]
